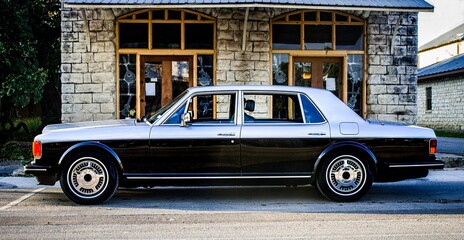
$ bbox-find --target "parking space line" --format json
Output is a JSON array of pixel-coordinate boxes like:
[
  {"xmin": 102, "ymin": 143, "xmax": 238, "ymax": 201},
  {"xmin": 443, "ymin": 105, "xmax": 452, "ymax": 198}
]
[{"xmin": 0, "ymin": 188, "xmax": 46, "ymax": 211}]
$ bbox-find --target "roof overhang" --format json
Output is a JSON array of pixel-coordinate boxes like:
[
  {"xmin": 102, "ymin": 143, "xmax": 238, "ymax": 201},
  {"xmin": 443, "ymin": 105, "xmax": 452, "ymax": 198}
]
[{"xmin": 63, "ymin": 0, "xmax": 434, "ymax": 12}]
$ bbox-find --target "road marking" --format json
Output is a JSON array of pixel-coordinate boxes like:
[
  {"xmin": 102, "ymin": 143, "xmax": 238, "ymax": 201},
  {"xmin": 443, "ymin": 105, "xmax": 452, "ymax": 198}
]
[{"xmin": 0, "ymin": 188, "xmax": 46, "ymax": 211}]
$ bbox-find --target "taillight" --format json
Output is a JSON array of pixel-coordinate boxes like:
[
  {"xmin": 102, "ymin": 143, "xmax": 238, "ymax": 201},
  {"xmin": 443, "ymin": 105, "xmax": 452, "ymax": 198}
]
[
  {"xmin": 429, "ymin": 139, "xmax": 437, "ymax": 154},
  {"xmin": 32, "ymin": 141, "xmax": 42, "ymax": 159}
]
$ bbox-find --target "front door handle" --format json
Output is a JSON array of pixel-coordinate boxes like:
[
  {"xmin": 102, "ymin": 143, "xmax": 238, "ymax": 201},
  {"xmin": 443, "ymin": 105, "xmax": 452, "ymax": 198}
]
[
  {"xmin": 218, "ymin": 133, "xmax": 236, "ymax": 136},
  {"xmin": 308, "ymin": 132, "xmax": 327, "ymax": 136}
]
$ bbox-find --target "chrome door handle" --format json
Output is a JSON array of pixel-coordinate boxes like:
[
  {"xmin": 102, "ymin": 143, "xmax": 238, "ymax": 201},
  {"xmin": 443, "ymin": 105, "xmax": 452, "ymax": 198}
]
[
  {"xmin": 308, "ymin": 132, "xmax": 326, "ymax": 136},
  {"xmin": 218, "ymin": 133, "xmax": 236, "ymax": 136}
]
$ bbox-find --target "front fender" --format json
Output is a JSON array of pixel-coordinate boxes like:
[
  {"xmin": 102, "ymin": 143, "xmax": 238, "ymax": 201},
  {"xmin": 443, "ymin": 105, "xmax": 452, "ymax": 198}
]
[{"xmin": 58, "ymin": 141, "xmax": 124, "ymax": 171}]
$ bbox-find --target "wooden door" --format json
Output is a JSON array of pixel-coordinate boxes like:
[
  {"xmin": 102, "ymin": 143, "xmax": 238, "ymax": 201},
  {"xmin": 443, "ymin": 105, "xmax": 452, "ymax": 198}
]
[{"xmin": 140, "ymin": 56, "xmax": 193, "ymax": 116}]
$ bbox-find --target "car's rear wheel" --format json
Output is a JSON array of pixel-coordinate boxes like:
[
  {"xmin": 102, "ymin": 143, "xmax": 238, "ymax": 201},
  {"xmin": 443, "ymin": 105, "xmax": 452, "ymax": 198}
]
[
  {"xmin": 316, "ymin": 154, "xmax": 372, "ymax": 202},
  {"xmin": 60, "ymin": 152, "xmax": 119, "ymax": 205}
]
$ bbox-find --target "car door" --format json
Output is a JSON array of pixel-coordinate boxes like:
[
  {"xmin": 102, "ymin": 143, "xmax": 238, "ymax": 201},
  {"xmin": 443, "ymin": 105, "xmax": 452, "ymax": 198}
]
[
  {"xmin": 240, "ymin": 92, "xmax": 331, "ymax": 176},
  {"xmin": 147, "ymin": 91, "xmax": 241, "ymax": 176}
]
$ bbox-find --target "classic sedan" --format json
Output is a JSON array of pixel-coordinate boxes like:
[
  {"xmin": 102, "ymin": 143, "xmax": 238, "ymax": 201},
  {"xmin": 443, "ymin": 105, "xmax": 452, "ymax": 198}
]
[{"xmin": 25, "ymin": 85, "xmax": 444, "ymax": 204}]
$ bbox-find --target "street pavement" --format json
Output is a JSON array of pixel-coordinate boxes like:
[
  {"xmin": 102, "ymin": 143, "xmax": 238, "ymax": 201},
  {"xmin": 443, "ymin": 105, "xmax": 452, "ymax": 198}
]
[{"xmin": 1, "ymin": 170, "xmax": 464, "ymax": 239}]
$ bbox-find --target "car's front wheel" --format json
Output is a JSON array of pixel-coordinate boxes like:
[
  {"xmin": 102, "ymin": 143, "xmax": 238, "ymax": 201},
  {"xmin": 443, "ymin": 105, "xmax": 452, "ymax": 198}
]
[
  {"xmin": 316, "ymin": 153, "xmax": 372, "ymax": 202},
  {"xmin": 60, "ymin": 152, "xmax": 119, "ymax": 205}
]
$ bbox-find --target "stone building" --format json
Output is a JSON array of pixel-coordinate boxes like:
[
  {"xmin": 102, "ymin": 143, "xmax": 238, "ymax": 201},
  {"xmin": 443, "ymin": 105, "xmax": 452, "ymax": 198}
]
[
  {"xmin": 417, "ymin": 53, "xmax": 464, "ymax": 131},
  {"xmin": 60, "ymin": 0, "xmax": 434, "ymax": 123}
]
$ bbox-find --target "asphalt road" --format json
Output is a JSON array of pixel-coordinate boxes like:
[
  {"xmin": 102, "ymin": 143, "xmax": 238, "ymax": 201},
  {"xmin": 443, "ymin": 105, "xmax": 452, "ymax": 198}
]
[{"xmin": 1, "ymin": 170, "xmax": 464, "ymax": 239}]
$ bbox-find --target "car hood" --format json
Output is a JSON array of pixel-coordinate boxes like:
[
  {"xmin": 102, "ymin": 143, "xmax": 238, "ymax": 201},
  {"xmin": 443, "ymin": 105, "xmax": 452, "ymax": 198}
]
[
  {"xmin": 42, "ymin": 119, "xmax": 136, "ymax": 133},
  {"xmin": 35, "ymin": 119, "xmax": 151, "ymax": 144}
]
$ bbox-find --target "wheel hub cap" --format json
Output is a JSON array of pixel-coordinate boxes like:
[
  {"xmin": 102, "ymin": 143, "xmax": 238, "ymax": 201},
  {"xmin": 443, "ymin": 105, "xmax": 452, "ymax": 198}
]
[
  {"xmin": 328, "ymin": 157, "xmax": 365, "ymax": 194},
  {"xmin": 68, "ymin": 158, "xmax": 108, "ymax": 197}
]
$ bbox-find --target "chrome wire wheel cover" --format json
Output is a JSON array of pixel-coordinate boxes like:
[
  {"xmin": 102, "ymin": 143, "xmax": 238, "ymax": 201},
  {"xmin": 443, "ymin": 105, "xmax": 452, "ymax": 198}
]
[
  {"xmin": 67, "ymin": 157, "xmax": 109, "ymax": 199},
  {"xmin": 326, "ymin": 155, "xmax": 366, "ymax": 196}
]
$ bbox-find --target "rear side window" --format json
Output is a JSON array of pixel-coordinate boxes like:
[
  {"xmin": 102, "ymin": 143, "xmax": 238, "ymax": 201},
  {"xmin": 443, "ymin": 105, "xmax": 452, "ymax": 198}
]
[
  {"xmin": 300, "ymin": 95, "xmax": 325, "ymax": 123},
  {"xmin": 242, "ymin": 93, "xmax": 303, "ymax": 124}
]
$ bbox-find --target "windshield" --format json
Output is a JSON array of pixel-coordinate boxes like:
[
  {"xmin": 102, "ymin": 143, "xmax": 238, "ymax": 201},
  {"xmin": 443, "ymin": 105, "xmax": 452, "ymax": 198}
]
[{"xmin": 147, "ymin": 90, "xmax": 188, "ymax": 124}]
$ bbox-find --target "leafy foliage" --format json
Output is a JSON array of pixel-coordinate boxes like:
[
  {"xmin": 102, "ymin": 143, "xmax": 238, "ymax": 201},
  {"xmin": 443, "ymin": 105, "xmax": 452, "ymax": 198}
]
[{"xmin": 0, "ymin": 0, "xmax": 60, "ymax": 110}]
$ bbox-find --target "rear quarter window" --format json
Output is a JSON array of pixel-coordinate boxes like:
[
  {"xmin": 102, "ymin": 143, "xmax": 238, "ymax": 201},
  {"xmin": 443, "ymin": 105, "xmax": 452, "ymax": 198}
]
[{"xmin": 301, "ymin": 94, "xmax": 325, "ymax": 123}]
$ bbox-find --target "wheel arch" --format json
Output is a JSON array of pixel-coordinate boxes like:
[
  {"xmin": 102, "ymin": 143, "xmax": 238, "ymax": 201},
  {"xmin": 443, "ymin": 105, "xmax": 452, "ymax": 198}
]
[
  {"xmin": 58, "ymin": 142, "xmax": 124, "ymax": 174},
  {"xmin": 314, "ymin": 141, "xmax": 378, "ymax": 179}
]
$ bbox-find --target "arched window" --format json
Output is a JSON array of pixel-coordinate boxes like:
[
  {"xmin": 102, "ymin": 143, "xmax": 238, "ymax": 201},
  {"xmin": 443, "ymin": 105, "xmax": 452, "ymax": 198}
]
[
  {"xmin": 271, "ymin": 11, "xmax": 366, "ymax": 116},
  {"xmin": 116, "ymin": 9, "xmax": 216, "ymax": 119}
]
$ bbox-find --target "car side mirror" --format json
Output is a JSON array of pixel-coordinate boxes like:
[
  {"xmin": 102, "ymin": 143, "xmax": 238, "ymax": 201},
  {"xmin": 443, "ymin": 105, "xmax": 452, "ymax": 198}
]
[{"xmin": 180, "ymin": 111, "xmax": 192, "ymax": 127}]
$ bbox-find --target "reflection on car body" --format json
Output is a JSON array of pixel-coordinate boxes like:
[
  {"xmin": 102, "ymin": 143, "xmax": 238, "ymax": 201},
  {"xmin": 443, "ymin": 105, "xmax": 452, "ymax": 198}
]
[{"xmin": 25, "ymin": 85, "xmax": 444, "ymax": 204}]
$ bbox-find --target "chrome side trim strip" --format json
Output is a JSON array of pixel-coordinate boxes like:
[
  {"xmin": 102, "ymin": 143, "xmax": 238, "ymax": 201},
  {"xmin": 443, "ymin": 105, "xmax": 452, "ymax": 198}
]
[
  {"xmin": 125, "ymin": 175, "xmax": 312, "ymax": 180},
  {"xmin": 388, "ymin": 163, "xmax": 444, "ymax": 168},
  {"xmin": 24, "ymin": 168, "xmax": 49, "ymax": 172}
]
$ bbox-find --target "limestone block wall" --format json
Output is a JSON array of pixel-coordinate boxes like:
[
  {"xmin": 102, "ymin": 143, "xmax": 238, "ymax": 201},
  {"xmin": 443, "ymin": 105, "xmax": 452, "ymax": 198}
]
[
  {"xmin": 61, "ymin": 9, "xmax": 117, "ymax": 122},
  {"xmin": 213, "ymin": 8, "xmax": 273, "ymax": 85},
  {"xmin": 417, "ymin": 76, "xmax": 464, "ymax": 131},
  {"xmin": 366, "ymin": 12, "xmax": 419, "ymax": 124}
]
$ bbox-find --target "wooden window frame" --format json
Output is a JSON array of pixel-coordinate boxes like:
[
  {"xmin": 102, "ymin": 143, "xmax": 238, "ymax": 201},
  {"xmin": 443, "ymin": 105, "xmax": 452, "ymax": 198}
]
[
  {"xmin": 116, "ymin": 9, "xmax": 216, "ymax": 119},
  {"xmin": 270, "ymin": 10, "xmax": 367, "ymax": 118}
]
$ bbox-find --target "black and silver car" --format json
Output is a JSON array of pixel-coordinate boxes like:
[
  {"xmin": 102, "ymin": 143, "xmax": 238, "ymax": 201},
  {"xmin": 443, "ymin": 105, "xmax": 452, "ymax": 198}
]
[{"xmin": 25, "ymin": 85, "xmax": 444, "ymax": 204}]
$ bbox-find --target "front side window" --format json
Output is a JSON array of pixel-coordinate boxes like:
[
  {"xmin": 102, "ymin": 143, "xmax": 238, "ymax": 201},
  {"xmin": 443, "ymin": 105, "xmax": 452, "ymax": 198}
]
[{"xmin": 165, "ymin": 92, "xmax": 236, "ymax": 125}]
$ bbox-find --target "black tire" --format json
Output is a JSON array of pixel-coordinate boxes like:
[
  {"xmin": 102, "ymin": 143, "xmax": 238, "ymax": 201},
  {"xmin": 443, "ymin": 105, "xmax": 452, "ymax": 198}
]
[
  {"xmin": 60, "ymin": 152, "xmax": 119, "ymax": 205},
  {"xmin": 316, "ymin": 153, "xmax": 372, "ymax": 202}
]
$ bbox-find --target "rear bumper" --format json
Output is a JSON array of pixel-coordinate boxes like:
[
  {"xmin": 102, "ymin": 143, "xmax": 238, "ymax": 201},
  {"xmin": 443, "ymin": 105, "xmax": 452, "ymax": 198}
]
[
  {"xmin": 24, "ymin": 163, "xmax": 57, "ymax": 185},
  {"xmin": 377, "ymin": 160, "xmax": 445, "ymax": 182}
]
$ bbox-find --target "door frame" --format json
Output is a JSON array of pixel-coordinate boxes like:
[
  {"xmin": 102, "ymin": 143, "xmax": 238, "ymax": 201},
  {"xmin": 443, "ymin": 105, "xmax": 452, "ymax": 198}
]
[
  {"xmin": 139, "ymin": 55, "xmax": 194, "ymax": 117},
  {"xmin": 293, "ymin": 56, "xmax": 344, "ymax": 99},
  {"xmin": 288, "ymin": 55, "xmax": 348, "ymax": 104}
]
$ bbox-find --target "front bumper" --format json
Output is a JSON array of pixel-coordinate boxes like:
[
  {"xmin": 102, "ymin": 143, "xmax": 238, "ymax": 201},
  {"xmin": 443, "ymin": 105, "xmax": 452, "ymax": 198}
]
[{"xmin": 24, "ymin": 163, "xmax": 57, "ymax": 185}]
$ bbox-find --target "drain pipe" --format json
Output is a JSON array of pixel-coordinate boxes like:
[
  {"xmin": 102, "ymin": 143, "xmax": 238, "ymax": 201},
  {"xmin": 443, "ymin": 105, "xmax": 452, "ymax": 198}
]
[{"xmin": 242, "ymin": 7, "xmax": 250, "ymax": 52}]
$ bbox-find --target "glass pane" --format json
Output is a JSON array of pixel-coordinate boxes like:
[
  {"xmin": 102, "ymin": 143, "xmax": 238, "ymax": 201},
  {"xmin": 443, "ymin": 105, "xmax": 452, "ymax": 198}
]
[
  {"xmin": 323, "ymin": 62, "xmax": 340, "ymax": 97},
  {"xmin": 197, "ymin": 55, "xmax": 214, "ymax": 86},
  {"xmin": 185, "ymin": 23, "xmax": 214, "ymax": 49},
  {"xmin": 304, "ymin": 25, "xmax": 332, "ymax": 50},
  {"xmin": 152, "ymin": 23, "xmax": 181, "ymax": 49},
  {"xmin": 272, "ymin": 24, "xmax": 301, "ymax": 50},
  {"xmin": 347, "ymin": 55, "xmax": 363, "ymax": 115},
  {"xmin": 289, "ymin": 13, "xmax": 301, "ymax": 21},
  {"xmin": 172, "ymin": 61, "xmax": 190, "ymax": 97},
  {"xmin": 119, "ymin": 54, "xmax": 137, "ymax": 118},
  {"xmin": 336, "ymin": 25, "xmax": 364, "ymax": 50},
  {"xmin": 189, "ymin": 94, "xmax": 235, "ymax": 122},
  {"xmin": 243, "ymin": 93, "xmax": 303, "ymax": 123},
  {"xmin": 144, "ymin": 62, "xmax": 162, "ymax": 116},
  {"xmin": 335, "ymin": 14, "xmax": 348, "ymax": 22},
  {"xmin": 294, "ymin": 62, "xmax": 312, "ymax": 87},
  {"xmin": 320, "ymin": 12, "xmax": 332, "ymax": 21},
  {"xmin": 152, "ymin": 10, "xmax": 164, "ymax": 20},
  {"xmin": 301, "ymin": 95, "xmax": 325, "ymax": 123},
  {"xmin": 136, "ymin": 12, "xmax": 149, "ymax": 19},
  {"xmin": 304, "ymin": 11, "xmax": 316, "ymax": 21},
  {"xmin": 272, "ymin": 54, "xmax": 289, "ymax": 85},
  {"xmin": 119, "ymin": 23, "xmax": 148, "ymax": 48},
  {"xmin": 184, "ymin": 12, "xmax": 198, "ymax": 20},
  {"xmin": 168, "ymin": 10, "xmax": 181, "ymax": 20}
]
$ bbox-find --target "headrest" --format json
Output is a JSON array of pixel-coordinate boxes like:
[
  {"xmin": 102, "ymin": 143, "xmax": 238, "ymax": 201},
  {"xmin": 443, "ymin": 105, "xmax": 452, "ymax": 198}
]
[{"xmin": 244, "ymin": 99, "xmax": 255, "ymax": 112}]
